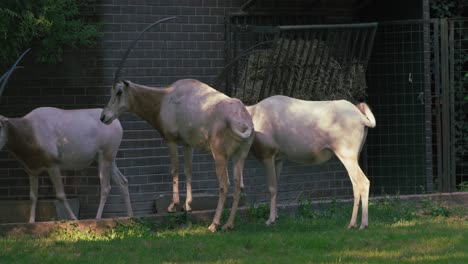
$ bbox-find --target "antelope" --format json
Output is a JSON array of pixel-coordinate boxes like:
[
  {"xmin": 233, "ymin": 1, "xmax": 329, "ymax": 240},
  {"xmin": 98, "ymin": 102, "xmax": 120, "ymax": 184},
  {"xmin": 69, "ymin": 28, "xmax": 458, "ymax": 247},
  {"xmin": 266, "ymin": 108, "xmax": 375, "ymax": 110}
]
[
  {"xmin": 100, "ymin": 17, "xmax": 254, "ymax": 232},
  {"xmin": 247, "ymin": 95, "xmax": 376, "ymax": 229},
  {"xmin": 0, "ymin": 50, "xmax": 133, "ymax": 223}
]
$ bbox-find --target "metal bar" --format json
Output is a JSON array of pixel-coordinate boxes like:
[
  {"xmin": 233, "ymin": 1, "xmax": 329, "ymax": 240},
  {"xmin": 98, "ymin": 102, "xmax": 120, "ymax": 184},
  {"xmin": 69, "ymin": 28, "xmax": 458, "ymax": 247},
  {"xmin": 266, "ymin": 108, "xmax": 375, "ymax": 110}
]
[
  {"xmin": 290, "ymin": 30, "xmax": 315, "ymax": 97},
  {"xmin": 311, "ymin": 30, "xmax": 330, "ymax": 93},
  {"xmin": 340, "ymin": 30, "xmax": 353, "ymax": 67},
  {"xmin": 213, "ymin": 48, "xmax": 271, "ymax": 89},
  {"xmin": 278, "ymin": 22, "xmax": 378, "ymax": 31},
  {"xmin": 281, "ymin": 32, "xmax": 301, "ymax": 95},
  {"xmin": 240, "ymin": 52, "xmax": 251, "ymax": 101},
  {"xmin": 334, "ymin": 30, "xmax": 352, "ymax": 92},
  {"xmin": 266, "ymin": 35, "xmax": 287, "ymax": 96},
  {"xmin": 298, "ymin": 30, "xmax": 323, "ymax": 93},
  {"xmin": 423, "ymin": 20, "xmax": 434, "ymax": 192},
  {"xmin": 363, "ymin": 25, "xmax": 378, "ymax": 71},
  {"xmin": 274, "ymin": 32, "xmax": 295, "ymax": 95},
  {"xmin": 440, "ymin": 19, "xmax": 451, "ymax": 192},
  {"xmin": 342, "ymin": 29, "xmax": 360, "ymax": 87},
  {"xmin": 225, "ymin": 15, "xmax": 233, "ymax": 96},
  {"xmin": 249, "ymin": 46, "xmax": 263, "ymax": 101},
  {"xmin": 319, "ymin": 30, "xmax": 339, "ymax": 94},
  {"xmin": 449, "ymin": 20, "xmax": 456, "ymax": 192},
  {"xmin": 237, "ymin": 25, "xmax": 280, "ymax": 34},
  {"xmin": 326, "ymin": 31, "xmax": 347, "ymax": 94},
  {"xmin": 356, "ymin": 28, "xmax": 369, "ymax": 68},
  {"xmin": 259, "ymin": 31, "xmax": 281, "ymax": 100},
  {"xmin": 433, "ymin": 20, "xmax": 443, "ymax": 192}
]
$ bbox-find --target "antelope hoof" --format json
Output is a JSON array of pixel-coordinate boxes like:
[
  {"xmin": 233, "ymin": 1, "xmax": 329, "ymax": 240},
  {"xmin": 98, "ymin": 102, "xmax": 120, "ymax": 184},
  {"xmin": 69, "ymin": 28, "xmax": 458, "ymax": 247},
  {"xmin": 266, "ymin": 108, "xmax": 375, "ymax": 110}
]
[
  {"xmin": 208, "ymin": 223, "xmax": 218, "ymax": 233},
  {"xmin": 266, "ymin": 219, "xmax": 276, "ymax": 226},
  {"xmin": 359, "ymin": 224, "xmax": 368, "ymax": 230},
  {"xmin": 222, "ymin": 223, "xmax": 234, "ymax": 232},
  {"xmin": 167, "ymin": 203, "xmax": 179, "ymax": 213},
  {"xmin": 70, "ymin": 213, "xmax": 78, "ymax": 221},
  {"xmin": 183, "ymin": 204, "xmax": 192, "ymax": 212},
  {"xmin": 347, "ymin": 223, "xmax": 357, "ymax": 229}
]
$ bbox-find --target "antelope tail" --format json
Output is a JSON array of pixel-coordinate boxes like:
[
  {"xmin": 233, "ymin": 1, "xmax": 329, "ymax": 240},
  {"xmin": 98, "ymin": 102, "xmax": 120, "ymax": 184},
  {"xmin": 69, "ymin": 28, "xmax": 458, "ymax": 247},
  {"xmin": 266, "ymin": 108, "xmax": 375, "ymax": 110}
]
[
  {"xmin": 231, "ymin": 124, "xmax": 253, "ymax": 139},
  {"xmin": 356, "ymin": 102, "xmax": 376, "ymax": 128}
]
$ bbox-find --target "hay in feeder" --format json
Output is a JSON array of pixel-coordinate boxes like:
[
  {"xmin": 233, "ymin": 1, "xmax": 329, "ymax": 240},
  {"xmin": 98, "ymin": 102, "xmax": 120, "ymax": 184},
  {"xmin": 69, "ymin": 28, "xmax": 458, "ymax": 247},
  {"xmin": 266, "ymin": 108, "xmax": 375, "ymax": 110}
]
[{"xmin": 233, "ymin": 38, "xmax": 367, "ymax": 104}]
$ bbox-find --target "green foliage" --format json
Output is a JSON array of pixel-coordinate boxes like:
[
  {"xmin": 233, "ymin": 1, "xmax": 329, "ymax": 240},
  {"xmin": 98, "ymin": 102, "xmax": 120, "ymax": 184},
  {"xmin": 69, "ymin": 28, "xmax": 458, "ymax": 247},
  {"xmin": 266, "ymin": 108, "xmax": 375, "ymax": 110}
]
[
  {"xmin": 298, "ymin": 199, "xmax": 346, "ymax": 220},
  {"xmin": 458, "ymin": 181, "xmax": 468, "ymax": 191},
  {"xmin": 421, "ymin": 198, "xmax": 451, "ymax": 217},
  {"xmin": 246, "ymin": 203, "xmax": 270, "ymax": 222},
  {"xmin": 430, "ymin": 0, "xmax": 468, "ymax": 18},
  {"xmin": 369, "ymin": 195, "xmax": 418, "ymax": 223},
  {"xmin": 297, "ymin": 199, "xmax": 315, "ymax": 219},
  {"xmin": 0, "ymin": 0, "xmax": 101, "ymax": 67},
  {"xmin": 163, "ymin": 212, "xmax": 190, "ymax": 229}
]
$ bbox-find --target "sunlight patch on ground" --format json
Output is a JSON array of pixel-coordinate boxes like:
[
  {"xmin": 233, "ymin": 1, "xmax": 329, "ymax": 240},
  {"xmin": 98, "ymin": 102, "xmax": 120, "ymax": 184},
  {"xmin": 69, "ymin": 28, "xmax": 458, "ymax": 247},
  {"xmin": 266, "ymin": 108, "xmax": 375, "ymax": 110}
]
[
  {"xmin": 156, "ymin": 225, "xmax": 210, "ymax": 238},
  {"xmin": 389, "ymin": 219, "xmax": 417, "ymax": 228}
]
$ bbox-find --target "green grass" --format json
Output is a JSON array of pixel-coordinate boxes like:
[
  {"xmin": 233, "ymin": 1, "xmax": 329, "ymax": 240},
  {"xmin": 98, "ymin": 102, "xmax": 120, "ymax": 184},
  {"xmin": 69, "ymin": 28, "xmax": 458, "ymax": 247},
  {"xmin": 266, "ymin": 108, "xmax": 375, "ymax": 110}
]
[{"xmin": 1, "ymin": 198, "xmax": 467, "ymax": 264}]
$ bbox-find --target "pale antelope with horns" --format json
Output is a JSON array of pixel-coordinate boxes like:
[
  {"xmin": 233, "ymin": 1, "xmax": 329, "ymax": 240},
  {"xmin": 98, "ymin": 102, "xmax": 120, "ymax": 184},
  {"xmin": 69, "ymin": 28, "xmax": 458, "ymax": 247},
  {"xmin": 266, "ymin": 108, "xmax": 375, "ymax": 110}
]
[
  {"xmin": 247, "ymin": 95, "xmax": 375, "ymax": 229},
  {"xmin": 100, "ymin": 17, "xmax": 254, "ymax": 232},
  {"xmin": 0, "ymin": 50, "xmax": 133, "ymax": 223}
]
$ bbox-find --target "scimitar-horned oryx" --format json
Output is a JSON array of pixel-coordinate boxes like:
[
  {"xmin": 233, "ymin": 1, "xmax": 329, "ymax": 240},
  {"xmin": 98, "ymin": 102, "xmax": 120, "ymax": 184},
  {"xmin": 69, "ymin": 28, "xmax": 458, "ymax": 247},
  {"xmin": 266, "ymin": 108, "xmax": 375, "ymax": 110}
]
[
  {"xmin": 0, "ymin": 49, "xmax": 133, "ymax": 223},
  {"xmin": 247, "ymin": 95, "xmax": 375, "ymax": 229},
  {"xmin": 100, "ymin": 17, "xmax": 254, "ymax": 232}
]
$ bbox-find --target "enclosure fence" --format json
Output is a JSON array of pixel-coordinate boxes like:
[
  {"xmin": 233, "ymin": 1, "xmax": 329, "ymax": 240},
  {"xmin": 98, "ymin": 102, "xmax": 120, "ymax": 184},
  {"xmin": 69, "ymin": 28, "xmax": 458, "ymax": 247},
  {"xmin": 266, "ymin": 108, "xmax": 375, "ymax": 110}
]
[{"xmin": 219, "ymin": 16, "xmax": 468, "ymax": 197}]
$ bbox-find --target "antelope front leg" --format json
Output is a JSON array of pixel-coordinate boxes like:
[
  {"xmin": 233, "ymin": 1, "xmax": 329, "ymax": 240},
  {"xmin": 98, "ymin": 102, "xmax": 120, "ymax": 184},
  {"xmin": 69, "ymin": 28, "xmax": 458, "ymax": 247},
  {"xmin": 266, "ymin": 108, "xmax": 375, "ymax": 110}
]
[
  {"xmin": 27, "ymin": 171, "xmax": 39, "ymax": 223},
  {"xmin": 96, "ymin": 157, "xmax": 112, "ymax": 219},
  {"xmin": 167, "ymin": 142, "xmax": 180, "ymax": 213},
  {"xmin": 208, "ymin": 157, "xmax": 228, "ymax": 232},
  {"xmin": 48, "ymin": 167, "xmax": 77, "ymax": 220},
  {"xmin": 183, "ymin": 145, "xmax": 193, "ymax": 212}
]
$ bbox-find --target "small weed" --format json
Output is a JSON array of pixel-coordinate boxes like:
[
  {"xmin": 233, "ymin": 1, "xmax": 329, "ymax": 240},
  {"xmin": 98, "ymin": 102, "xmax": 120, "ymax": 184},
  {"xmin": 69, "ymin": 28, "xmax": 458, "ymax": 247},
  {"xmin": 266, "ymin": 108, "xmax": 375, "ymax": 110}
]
[
  {"xmin": 421, "ymin": 198, "xmax": 451, "ymax": 217},
  {"xmin": 246, "ymin": 203, "xmax": 270, "ymax": 222},
  {"xmin": 164, "ymin": 212, "xmax": 190, "ymax": 229},
  {"xmin": 457, "ymin": 181, "xmax": 468, "ymax": 191},
  {"xmin": 370, "ymin": 195, "xmax": 418, "ymax": 223},
  {"xmin": 298, "ymin": 199, "xmax": 315, "ymax": 219}
]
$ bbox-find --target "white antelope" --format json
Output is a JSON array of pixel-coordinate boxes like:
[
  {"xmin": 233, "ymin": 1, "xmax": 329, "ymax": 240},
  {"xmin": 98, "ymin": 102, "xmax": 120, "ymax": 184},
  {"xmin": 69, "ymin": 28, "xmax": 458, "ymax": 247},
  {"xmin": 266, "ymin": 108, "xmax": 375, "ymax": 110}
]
[
  {"xmin": 247, "ymin": 95, "xmax": 376, "ymax": 229},
  {"xmin": 101, "ymin": 79, "xmax": 253, "ymax": 232},
  {"xmin": 0, "ymin": 50, "xmax": 133, "ymax": 223},
  {"xmin": 100, "ymin": 17, "xmax": 254, "ymax": 232}
]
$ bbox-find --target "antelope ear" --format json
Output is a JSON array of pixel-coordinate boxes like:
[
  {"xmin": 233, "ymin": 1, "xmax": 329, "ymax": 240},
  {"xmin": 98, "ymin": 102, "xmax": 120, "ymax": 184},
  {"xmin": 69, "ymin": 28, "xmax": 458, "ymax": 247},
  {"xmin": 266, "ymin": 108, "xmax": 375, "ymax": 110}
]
[
  {"xmin": 122, "ymin": 80, "xmax": 130, "ymax": 87},
  {"xmin": 0, "ymin": 116, "xmax": 8, "ymax": 124}
]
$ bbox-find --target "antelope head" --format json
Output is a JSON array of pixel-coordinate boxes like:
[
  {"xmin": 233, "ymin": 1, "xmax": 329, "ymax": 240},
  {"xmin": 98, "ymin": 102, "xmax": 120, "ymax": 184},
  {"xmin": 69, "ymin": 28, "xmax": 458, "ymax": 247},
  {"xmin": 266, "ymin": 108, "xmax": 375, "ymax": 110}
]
[
  {"xmin": 100, "ymin": 17, "xmax": 175, "ymax": 125},
  {"xmin": 100, "ymin": 80, "xmax": 131, "ymax": 124}
]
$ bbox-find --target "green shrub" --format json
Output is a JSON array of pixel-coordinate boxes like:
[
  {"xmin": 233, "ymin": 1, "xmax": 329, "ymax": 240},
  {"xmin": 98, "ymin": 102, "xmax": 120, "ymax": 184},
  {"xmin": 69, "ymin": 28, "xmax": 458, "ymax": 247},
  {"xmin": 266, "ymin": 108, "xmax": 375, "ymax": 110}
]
[{"xmin": 0, "ymin": 0, "xmax": 101, "ymax": 68}]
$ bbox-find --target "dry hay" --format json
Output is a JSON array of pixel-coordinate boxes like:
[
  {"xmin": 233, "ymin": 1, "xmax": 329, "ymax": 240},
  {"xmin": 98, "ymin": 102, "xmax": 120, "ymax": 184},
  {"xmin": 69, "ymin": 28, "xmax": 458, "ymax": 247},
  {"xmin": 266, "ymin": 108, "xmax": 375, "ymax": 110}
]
[{"xmin": 233, "ymin": 38, "xmax": 367, "ymax": 104}]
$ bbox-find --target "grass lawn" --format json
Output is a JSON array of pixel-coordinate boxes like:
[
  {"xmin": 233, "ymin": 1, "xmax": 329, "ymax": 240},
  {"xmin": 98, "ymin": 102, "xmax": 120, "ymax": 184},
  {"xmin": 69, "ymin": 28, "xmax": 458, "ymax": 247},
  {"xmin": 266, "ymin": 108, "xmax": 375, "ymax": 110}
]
[{"xmin": 1, "ymin": 197, "xmax": 467, "ymax": 263}]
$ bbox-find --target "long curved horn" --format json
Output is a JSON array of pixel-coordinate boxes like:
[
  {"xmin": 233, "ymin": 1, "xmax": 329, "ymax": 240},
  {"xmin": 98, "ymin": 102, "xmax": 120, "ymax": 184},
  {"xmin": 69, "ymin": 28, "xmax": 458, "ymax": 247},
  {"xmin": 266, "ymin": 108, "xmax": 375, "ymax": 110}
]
[
  {"xmin": 113, "ymin": 16, "xmax": 176, "ymax": 84},
  {"xmin": 0, "ymin": 48, "xmax": 31, "ymax": 97},
  {"xmin": 212, "ymin": 40, "xmax": 274, "ymax": 89}
]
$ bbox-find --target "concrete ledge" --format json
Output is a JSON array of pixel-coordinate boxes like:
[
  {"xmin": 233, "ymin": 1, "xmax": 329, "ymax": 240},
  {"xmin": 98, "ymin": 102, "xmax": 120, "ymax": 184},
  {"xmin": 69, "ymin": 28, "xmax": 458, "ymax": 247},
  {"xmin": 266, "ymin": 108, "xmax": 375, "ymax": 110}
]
[
  {"xmin": 1, "ymin": 192, "xmax": 466, "ymax": 237},
  {"xmin": 0, "ymin": 198, "xmax": 80, "ymax": 223},
  {"xmin": 154, "ymin": 193, "xmax": 246, "ymax": 213}
]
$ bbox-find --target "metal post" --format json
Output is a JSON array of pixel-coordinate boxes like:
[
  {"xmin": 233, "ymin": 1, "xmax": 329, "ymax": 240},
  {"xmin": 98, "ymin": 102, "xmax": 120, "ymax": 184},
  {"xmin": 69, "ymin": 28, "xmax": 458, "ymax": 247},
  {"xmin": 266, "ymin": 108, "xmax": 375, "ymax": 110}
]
[{"xmin": 440, "ymin": 19, "xmax": 452, "ymax": 192}]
